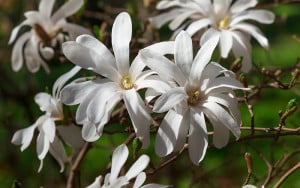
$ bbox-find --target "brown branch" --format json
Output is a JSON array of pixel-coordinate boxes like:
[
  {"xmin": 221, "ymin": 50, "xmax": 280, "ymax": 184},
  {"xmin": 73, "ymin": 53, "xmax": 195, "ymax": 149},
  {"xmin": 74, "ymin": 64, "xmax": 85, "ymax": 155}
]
[
  {"xmin": 274, "ymin": 162, "xmax": 300, "ymax": 188},
  {"xmin": 147, "ymin": 144, "xmax": 188, "ymax": 175},
  {"xmin": 66, "ymin": 142, "xmax": 91, "ymax": 188}
]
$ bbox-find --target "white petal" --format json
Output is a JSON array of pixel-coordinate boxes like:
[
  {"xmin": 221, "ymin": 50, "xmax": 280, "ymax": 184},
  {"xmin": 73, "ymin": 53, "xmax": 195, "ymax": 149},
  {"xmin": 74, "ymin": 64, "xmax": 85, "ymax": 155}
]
[
  {"xmin": 149, "ymin": 9, "xmax": 181, "ymax": 29},
  {"xmin": 135, "ymin": 76, "xmax": 171, "ymax": 94},
  {"xmin": 207, "ymin": 93, "xmax": 241, "ymax": 125},
  {"xmin": 230, "ymin": 0, "xmax": 257, "ymax": 13},
  {"xmin": 51, "ymin": 0, "xmax": 83, "ymax": 24},
  {"xmin": 9, "ymin": 20, "xmax": 29, "ymax": 44},
  {"xmin": 213, "ymin": 0, "xmax": 232, "ymax": 16},
  {"xmin": 200, "ymin": 28, "xmax": 220, "ymax": 46},
  {"xmin": 62, "ymin": 23, "xmax": 92, "ymax": 40},
  {"xmin": 232, "ymin": 23, "xmax": 269, "ymax": 49},
  {"xmin": 87, "ymin": 83, "xmax": 119, "ymax": 123},
  {"xmin": 40, "ymin": 46, "xmax": 54, "ymax": 60},
  {"xmin": 11, "ymin": 124, "xmax": 36, "ymax": 151},
  {"xmin": 133, "ymin": 172, "xmax": 146, "ymax": 188},
  {"xmin": 39, "ymin": 0, "xmax": 55, "ymax": 17},
  {"xmin": 86, "ymin": 176, "xmax": 103, "ymax": 188},
  {"xmin": 202, "ymin": 102, "xmax": 240, "ymax": 138},
  {"xmin": 76, "ymin": 34, "xmax": 116, "ymax": 69},
  {"xmin": 140, "ymin": 49, "xmax": 186, "ymax": 86},
  {"xmin": 175, "ymin": 31, "xmax": 193, "ymax": 76},
  {"xmin": 49, "ymin": 136, "xmax": 68, "ymax": 172},
  {"xmin": 126, "ymin": 155, "xmax": 149, "ymax": 180},
  {"xmin": 186, "ymin": 18, "xmax": 211, "ymax": 36},
  {"xmin": 123, "ymin": 89, "xmax": 152, "ymax": 148},
  {"xmin": 40, "ymin": 117, "xmax": 56, "ymax": 143},
  {"xmin": 156, "ymin": 0, "xmax": 181, "ymax": 9},
  {"xmin": 169, "ymin": 10, "xmax": 197, "ymax": 30},
  {"xmin": 155, "ymin": 110, "xmax": 183, "ymax": 156},
  {"xmin": 230, "ymin": 10, "xmax": 275, "ymax": 26},
  {"xmin": 153, "ymin": 87, "xmax": 187, "ymax": 113},
  {"xmin": 34, "ymin": 92, "xmax": 52, "ymax": 112},
  {"xmin": 52, "ymin": 66, "xmax": 81, "ymax": 99},
  {"xmin": 209, "ymin": 114, "xmax": 230, "ymax": 148},
  {"xmin": 141, "ymin": 184, "xmax": 170, "ymax": 188},
  {"xmin": 36, "ymin": 131, "xmax": 50, "ymax": 160},
  {"xmin": 219, "ymin": 30, "xmax": 233, "ymax": 58},
  {"xmin": 242, "ymin": 185, "xmax": 257, "ymax": 188},
  {"xmin": 110, "ymin": 144, "xmax": 129, "ymax": 182},
  {"xmin": 61, "ymin": 79, "xmax": 102, "ymax": 105},
  {"xmin": 188, "ymin": 111, "xmax": 208, "ymax": 165},
  {"xmin": 173, "ymin": 109, "xmax": 190, "ymax": 151},
  {"xmin": 205, "ymin": 77, "xmax": 246, "ymax": 94},
  {"xmin": 23, "ymin": 36, "xmax": 42, "ymax": 73},
  {"xmin": 112, "ymin": 12, "xmax": 131, "ymax": 76},
  {"xmin": 143, "ymin": 41, "xmax": 175, "ymax": 55},
  {"xmin": 57, "ymin": 125, "xmax": 84, "ymax": 149},
  {"xmin": 231, "ymin": 31, "xmax": 252, "ymax": 72},
  {"xmin": 82, "ymin": 122, "xmax": 100, "ymax": 142},
  {"xmin": 190, "ymin": 34, "xmax": 219, "ymax": 83},
  {"xmin": 62, "ymin": 41, "xmax": 121, "ymax": 82},
  {"xmin": 11, "ymin": 32, "xmax": 30, "ymax": 71}
]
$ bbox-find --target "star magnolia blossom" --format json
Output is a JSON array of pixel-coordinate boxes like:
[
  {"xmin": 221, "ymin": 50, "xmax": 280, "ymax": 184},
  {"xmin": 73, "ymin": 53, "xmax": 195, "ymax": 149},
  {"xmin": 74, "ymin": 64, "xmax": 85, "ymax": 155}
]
[
  {"xmin": 150, "ymin": 0, "xmax": 275, "ymax": 72},
  {"xmin": 61, "ymin": 12, "xmax": 173, "ymax": 148},
  {"xmin": 140, "ymin": 31, "xmax": 248, "ymax": 165},
  {"xmin": 87, "ymin": 144, "xmax": 168, "ymax": 188},
  {"xmin": 11, "ymin": 66, "xmax": 82, "ymax": 172},
  {"xmin": 8, "ymin": 0, "xmax": 91, "ymax": 73}
]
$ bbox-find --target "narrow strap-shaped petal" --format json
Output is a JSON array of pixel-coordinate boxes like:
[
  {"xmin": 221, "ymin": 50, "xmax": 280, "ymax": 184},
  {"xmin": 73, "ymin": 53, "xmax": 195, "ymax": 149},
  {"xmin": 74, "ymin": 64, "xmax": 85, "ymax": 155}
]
[
  {"xmin": 36, "ymin": 131, "xmax": 50, "ymax": 160},
  {"xmin": 213, "ymin": 0, "xmax": 232, "ymax": 16},
  {"xmin": 112, "ymin": 12, "xmax": 131, "ymax": 76},
  {"xmin": 173, "ymin": 109, "xmax": 190, "ymax": 151},
  {"xmin": 202, "ymin": 102, "xmax": 240, "ymax": 138},
  {"xmin": 110, "ymin": 144, "xmax": 129, "ymax": 182},
  {"xmin": 153, "ymin": 87, "xmax": 187, "ymax": 113},
  {"xmin": 190, "ymin": 34, "xmax": 219, "ymax": 84},
  {"xmin": 49, "ymin": 136, "xmax": 68, "ymax": 172},
  {"xmin": 82, "ymin": 121, "xmax": 100, "ymax": 142},
  {"xmin": 39, "ymin": 0, "xmax": 55, "ymax": 18},
  {"xmin": 188, "ymin": 110, "xmax": 208, "ymax": 165},
  {"xmin": 125, "ymin": 155, "xmax": 150, "ymax": 180},
  {"xmin": 232, "ymin": 23, "xmax": 269, "ymax": 49},
  {"xmin": 23, "ymin": 36, "xmax": 43, "ymax": 73},
  {"xmin": 231, "ymin": 31, "xmax": 252, "ymax": 72},
  {"xmin": 175, "ymin": 31, "xmax": 193, "ymax": 76},
  {"xmin": 140, "ymin": 49, "xmax": 186, "ymax": 86},
  {"xmin": 8, "ymin": 19, "xmax": 31, "ymax": 44},
  {"xmin": 230, "ymin": 0, "xmax": 257, "ymax": 14},
  {"xmin": 62, "ymin": 41, "xmax": 121, "ymax": 82},
  {"xmin": 62, "ymin": 23, "xmax": 92, "ymax": 40},
  {"xmin": 205, "ymin": 76, "xmax": 247, "ymax": 94},
  {"xmin": 219, "ymin": 30, "xmax": 233, "ymax": 58},
  {"xmin": 149, "ymin": 9, "xmax": 182, "ymax": 29},
  {"xmin": 155, "ymin": 109, "xmax": 183, "ymax": 157},
  {"xmin": 133, "ymin": 172, "xmax": 146, "ymax": 188},
  {"xmin": 230, "ymin": 10, "xmax": 275, "ymax": 26},
  {"xmin": 86, "ymin": 176, "xmax": 103, "ymax": 188},
  {"xmin": 34, "ymin": 92, "xmax": 52, "ymax": 112},
  {"xmin": 40, "ymin": 117, "xmax": 56, "ymax": 143},
  {"xmin": 186, "ymin": 18, "xmax": 211, "ymax": 36},
  {"xmin": 11, "ymin": 124, "xmax": 37, "ymax": 151},
  {"xmin": 51, "ymin": 0, "xmax": 83, "ymax": 24},
  {"xmin": 11, "ymin": 32, "xmax": 30, "ymax": 71},
  {"xmin": 123, "ymin": 89, "xmax": 152, "ymax": 148},
  {"xmin": 156, "ymin": 0, "xmax": 181, "ymax": 9},
  {"xmin": 169, "ymin": 9, "xmax": 197, "ymax": 30},
  {"xmin": 52, "ymin": 66, "xmax": 81, "ymax": 99}
]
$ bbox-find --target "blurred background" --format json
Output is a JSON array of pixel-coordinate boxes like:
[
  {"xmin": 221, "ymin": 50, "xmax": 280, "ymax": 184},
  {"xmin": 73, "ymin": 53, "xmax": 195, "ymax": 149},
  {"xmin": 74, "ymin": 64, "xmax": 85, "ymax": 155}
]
[{"xmin": 1, "ymin": 0, "xmax": 300, "ymax": 187}]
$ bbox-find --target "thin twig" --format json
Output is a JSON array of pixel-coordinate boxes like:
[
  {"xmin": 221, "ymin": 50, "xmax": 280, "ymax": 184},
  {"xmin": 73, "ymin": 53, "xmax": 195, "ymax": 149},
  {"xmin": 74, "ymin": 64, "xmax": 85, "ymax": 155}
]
[{"xmin": 274, "ymin": 162, "xmax": 300, "ymax": 188}]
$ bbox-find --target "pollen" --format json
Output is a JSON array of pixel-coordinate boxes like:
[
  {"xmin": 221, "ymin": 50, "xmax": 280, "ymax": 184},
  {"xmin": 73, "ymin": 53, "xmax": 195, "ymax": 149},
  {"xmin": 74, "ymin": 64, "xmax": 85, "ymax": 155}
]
[
  {"xmin": 188, "ymin": 90, "xmax": 201, "ymax": 105},
  {"xmin": 218, "ymin": 16, "xmax": 230, "ymax": 30},
  {"xmin": 121, "ymin": 75, "xmax": 134, "ymax": 90}
]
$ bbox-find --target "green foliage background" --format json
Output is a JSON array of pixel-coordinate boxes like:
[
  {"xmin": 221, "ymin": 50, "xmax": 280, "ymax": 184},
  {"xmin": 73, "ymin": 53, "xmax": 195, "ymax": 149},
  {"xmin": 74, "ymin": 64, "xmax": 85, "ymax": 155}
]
[{"xmin": 0, "ymin": 0, "xmax": 300, "ymax": 187}]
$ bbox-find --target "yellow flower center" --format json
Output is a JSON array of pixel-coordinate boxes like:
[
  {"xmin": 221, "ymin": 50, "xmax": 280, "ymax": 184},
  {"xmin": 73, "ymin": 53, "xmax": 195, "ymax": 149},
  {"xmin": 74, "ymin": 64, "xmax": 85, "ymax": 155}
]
[
  {"xmin": 188, "ymin": 89, "xmax": 202, "ymax": 105},
  {"xmin": 121, "ymin": 75, "xmax": 134, "ymax": 90},
  {"xmin": 218, "ymin": 16, "xmax": 230, "ymax": 30}
]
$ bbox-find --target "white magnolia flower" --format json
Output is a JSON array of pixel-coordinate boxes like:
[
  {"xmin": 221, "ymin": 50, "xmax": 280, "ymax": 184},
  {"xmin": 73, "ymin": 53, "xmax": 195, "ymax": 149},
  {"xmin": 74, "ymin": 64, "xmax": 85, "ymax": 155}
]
[
  {"xmin": 8, "ymin": 0, "xmax": 91, "ymax": 73},
  {"xmin": 11, "ymin": 66, "xmax": 81, "ymax": 172},
  {"xmin": 140, "ymin": 31, "xmax": 248, "ymax": 165},
  {"xmin": 61, "ymin": 12, "xmax": 173, "ymax": 148},
  {"xmin": 150, "ymin": 0, "xmax": 275, "ymax": 72},
  {"xmin": 87, "ymin": 144, "xmax": 168, "ymax": 188}
]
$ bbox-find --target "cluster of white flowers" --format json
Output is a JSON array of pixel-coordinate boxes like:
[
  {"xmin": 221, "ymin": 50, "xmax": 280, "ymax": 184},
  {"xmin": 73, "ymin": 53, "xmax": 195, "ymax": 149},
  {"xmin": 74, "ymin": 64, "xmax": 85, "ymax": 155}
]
[
  {"xmin": 9, "ymin": 0, "xmax": 275, "ymax": 187},
  {"xmin": 9, "ymin": 0, "xmax": 91, "ymax": 73}
]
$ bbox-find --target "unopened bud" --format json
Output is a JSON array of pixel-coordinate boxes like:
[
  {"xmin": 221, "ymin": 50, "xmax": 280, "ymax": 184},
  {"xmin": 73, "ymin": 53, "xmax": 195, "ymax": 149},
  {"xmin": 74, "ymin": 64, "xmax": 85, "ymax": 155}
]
[{"xmin": 244, "ymin": 152, "xmax": 252, "ymax": 174}]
